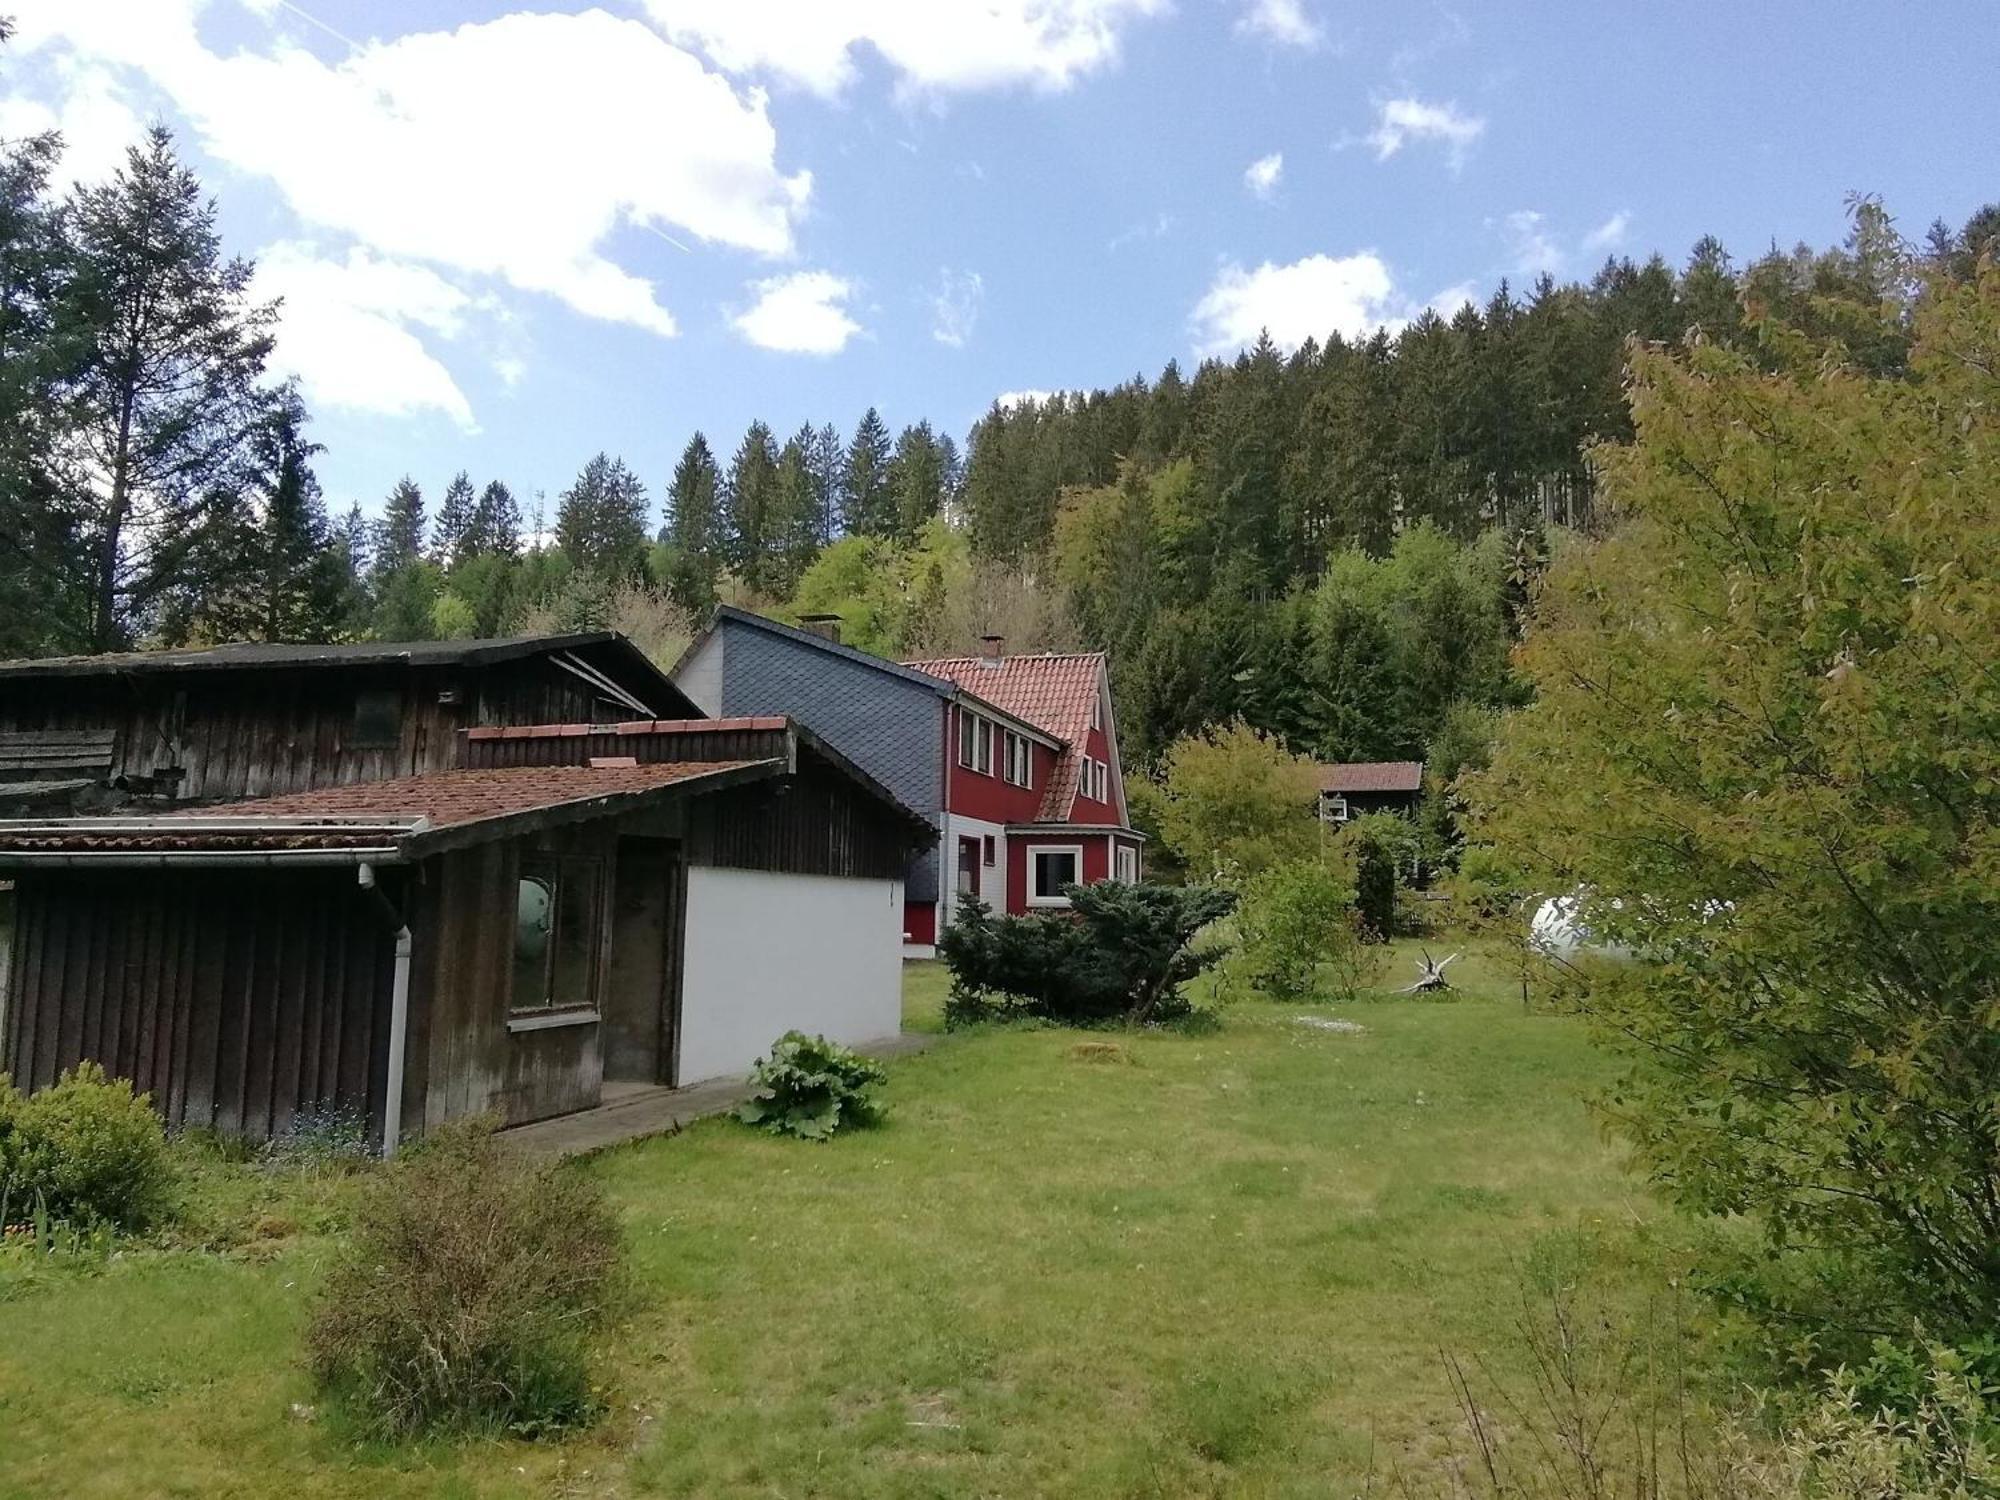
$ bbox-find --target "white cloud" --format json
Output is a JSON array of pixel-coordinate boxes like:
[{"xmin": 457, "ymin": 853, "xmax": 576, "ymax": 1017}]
[
  {"xmin": 1499, "ymin": 209, "xmax": 1565, "ymax": 277},
  {"xmin": 732, "ymin": 271, "xmax": 862, "ymax": 354},
  {"xmin": 1244, "ymin": 151, "xmax": 1284, "ymax": 200},
  {"xmin": 252, "ymin": 243, "xmax": 477, "ymax": 429},
  {"xmin": 642, "ymin": 0, "xmax": 1167, "ymax": 98},
  {"xmin": 929, "ymin": 268, "xmax": 984, "ymax": 348},
  {"xmin": 1191, "ymin": 253, "xmax": 1405, "ymax": 356},
  {"xmin": 1364, "ymin": 96, "xmax": 1486, "ymax": 167},
  {"xmin": 0, "ymin": 62, "xmax": 147, "ymax": 186},
  {"xmin": 8, "ymin": 1, "xmax": 811, "ymax": 338},
  {"xmin": 1582, "ymin": 209, "xmax": 1632, "ymax": 254},
  {"xmin": 1427, "ymin": 281, "xmax": 1481, "ymax": 318},
  {"xmin": 1235, "ymin": 0, "xmax": 1324, "ymax": 49}
]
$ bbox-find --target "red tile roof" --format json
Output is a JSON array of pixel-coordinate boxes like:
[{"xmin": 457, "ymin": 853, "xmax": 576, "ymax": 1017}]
[
  {"xmin": 1317, "ymin": 761, "xmax": 1425, "ymax": 794},
  {"xmin": 185, "ymin": 761, "xmax": 770, "ymax": 827},
  {"xmin": 902, "ymin": 652, "xmax": 1110, "ymax": 820}
]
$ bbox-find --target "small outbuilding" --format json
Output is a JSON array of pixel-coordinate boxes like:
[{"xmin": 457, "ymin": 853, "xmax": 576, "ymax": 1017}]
[
  {"xmin": 0, "ymin": 717, "xmax": 932, "ymax": 1149},
  {"xmin": 1316, "ymin": 760, "xmax": 1425, "ymax": 825}
]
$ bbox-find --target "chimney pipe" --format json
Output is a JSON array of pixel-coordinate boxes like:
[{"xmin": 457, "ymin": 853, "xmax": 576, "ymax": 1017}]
[
  {"xmin": 798, "ymin": 613, "xmax": 843, "ymax": 645},
  {"xmin": 979, "ymin": 633, "xmax": 1005, "ymax": 663}
]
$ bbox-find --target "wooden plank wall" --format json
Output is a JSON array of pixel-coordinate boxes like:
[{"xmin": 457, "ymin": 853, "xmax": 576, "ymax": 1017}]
[
  {"xmin": 1, "ymin": 871, "xmax": 392, "ymax": 1140},
  {"xmin": 684, "ymin": 759, "xmax": 914, "ymax": 881},
  {"xmin": 0, "ymin": 661, "xmax": 616, "ymax": 806},
  {"xmin": 460, "ymin": 724, "xmax": 795, "ymax": 770},
  {"xmin": 404, "ymin": 827, "xmax": 614, "ymax": 1132}
]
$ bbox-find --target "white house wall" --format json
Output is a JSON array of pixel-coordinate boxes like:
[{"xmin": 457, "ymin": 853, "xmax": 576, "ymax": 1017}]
[
  {"xmin": 940, "ymin": 812, "xmax": 1007, "ymax": 931},
  {"xmin": 678, "ymin": 866, "xmax": 904, "ymax": 1083}
]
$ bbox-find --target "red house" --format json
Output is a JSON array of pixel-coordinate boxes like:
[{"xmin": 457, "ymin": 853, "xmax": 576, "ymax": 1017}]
[{"xmin": 904, "ymin": 647, "xmax": 1144, "ymax": 931}]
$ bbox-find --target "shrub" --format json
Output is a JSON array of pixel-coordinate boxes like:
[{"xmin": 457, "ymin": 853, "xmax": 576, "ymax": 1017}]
[
  {"xmin": 735, "ymin": 1033, "xmax": 887, "ymax": 1141},
  {"xmin": 1233, "ymin": 859, "xmax": 1371, "ymax": 1002},
  {"xmin": 1336, "ymin": 812, "xmax": 1412, "ymax": 940},
  {"xmin": 306, "ymin": 1119, "xmax": 622, "ymax": 1439},
  {"xmin": 0, "ymin": 1062, "xmax": 175, "ymax": 1231},
  {"xmin": 940, "ymin": 883, "xmax": 1237, "ymax": 1027},
  {"xmin": 1151, "ymin": 722, "xmax": 1321, "ymax": 880}
]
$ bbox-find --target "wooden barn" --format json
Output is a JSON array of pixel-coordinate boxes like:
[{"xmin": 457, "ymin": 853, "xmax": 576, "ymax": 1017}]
[
  {"xmin": 0, "ymin": 717, "xmax": 931, "ymax": 1148},
  {"xmin": 0, "ymin": 633, "xmax": 699, "ymax": 813}
]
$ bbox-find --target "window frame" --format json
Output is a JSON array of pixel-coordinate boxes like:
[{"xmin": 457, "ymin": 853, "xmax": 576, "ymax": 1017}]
[
  {"xmin": 982, "ymin": 834, "xmax": 997, "ymax": 867},
  {"xmin": 1027, "ymin": 844, "xmax": 1085, "ymax": 907},
  {"xmin": 348, "ymin": 687, "xmax": 404, "ymax": 750},
  {"xmin": 975, "ymin": 716, "xmax": 993, "ymax": 775},
  {"xmin": 1324, "ymin": 792, "xmax": 1350, "ymax": 823},
  {"xmin": 511, "ymin": 852, "xmax": 605, "ymax": 1015},
  {"xmin": 957, "ymin": 708, "xmax": 976, "ymax": 768},
  {"xmin": 1115, "ymin": 844, "xmax": 1138, "ymax": 883}
]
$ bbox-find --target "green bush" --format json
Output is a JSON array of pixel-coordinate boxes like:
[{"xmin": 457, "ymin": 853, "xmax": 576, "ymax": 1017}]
[
  {"xmin": 306, "ymin": 1119, "xmax": 622, "ymax": 1439},
  {"xmin": 940, "ymin": 882, "xmax": 1237, "ymax": 1027},
  {"xmin": 1233, "ymin": 859, "xmax": 1371, "ymax": 1002},
  {"xmin": 735, "ymin": 1033, "xmax": 887, "ymax": 1141},
  {"xmin": 0, "ymin": 1062, "xmax": 175, "ymax": 1231},
  {"xmin": 1336, "ymin": 813, "xmax": 1412, "ymax": 940}
]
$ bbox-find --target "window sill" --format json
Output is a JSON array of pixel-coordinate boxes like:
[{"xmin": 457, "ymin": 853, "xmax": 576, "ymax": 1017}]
[{"xmin": 507, "ymin": 1008, "xmax": 600, "ymax": 1034}]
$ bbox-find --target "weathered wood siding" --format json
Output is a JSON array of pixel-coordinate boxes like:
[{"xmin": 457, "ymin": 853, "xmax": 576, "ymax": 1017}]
[
  {"xmin": 0, "ymin": 659, "xmax": 633, "ymax": 806},
  {"xmin": 461, "ymin": 727, "xmax": 916, "ymax": 881},
  {"xmin": 684, "ymin": 759, "xmax": 912, "ymax": 881},
  {"xmin": 1, "ymin": 871, "xmax": 392, "ymax": 1139},
  {"xmin": 402, "ymin": 825, "xmax": 616, "ymax": 1132}
]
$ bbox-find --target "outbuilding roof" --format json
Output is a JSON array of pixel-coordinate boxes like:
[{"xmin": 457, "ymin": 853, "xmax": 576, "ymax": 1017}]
[
  {"xmin": 1317, "ymin": 760, "xmax": 1425, "ymax": 794},
  {"xmin": 903, "ymin": 652, "xmax": 1110, "ymax": 820},
  {"xmin": 0, "ymin": 760, "xmax": 781, "ymax": 866}
]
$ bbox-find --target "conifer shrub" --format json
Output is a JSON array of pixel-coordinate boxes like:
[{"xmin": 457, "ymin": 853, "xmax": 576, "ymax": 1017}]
[
  {"xmin": 306, "ymin": 1119, "xmax": 622, "ymax": 1439},
  {"xmin": 0, "ymin": 1062, "xmax": 175, "ymax": 1232},
  {"xmin": 735, "ymin": 1032, "xmax": 888, "ymax": 1141},
  {"xmin": 941, "ymin": 883, "xmax": 1237, "ymax": 1027}
]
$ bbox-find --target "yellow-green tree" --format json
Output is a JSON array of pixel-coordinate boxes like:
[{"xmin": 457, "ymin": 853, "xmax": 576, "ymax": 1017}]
[
  {"xmin": 1151, "ymin": 721, "xmax": 1321, "ymax": 881},
  {"xmin": 1472, "ymin": 259, "xmax": 2000, "ymax": 1341}
]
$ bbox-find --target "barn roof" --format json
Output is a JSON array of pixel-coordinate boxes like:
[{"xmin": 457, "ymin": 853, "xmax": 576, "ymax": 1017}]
[
  {"xmin": 902, "ymin": 652, "xmax": 1110, "ymax": 820},
  {"xmin": 0, "ymin": 760, "xmax": 781, "ymax": 866},
  {"xmin": 1317, "ymin": 761, "xmax": 1426, "ymax": 794}
]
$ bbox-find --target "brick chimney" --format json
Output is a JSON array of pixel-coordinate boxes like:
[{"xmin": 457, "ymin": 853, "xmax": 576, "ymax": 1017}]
[
  {"xmin": 798, "ymin": 613, "xmax": 843, "ymax": 645},
  {"xmin": 978, "ymin": 633, "xmax": 1005, "ymax": 665}
]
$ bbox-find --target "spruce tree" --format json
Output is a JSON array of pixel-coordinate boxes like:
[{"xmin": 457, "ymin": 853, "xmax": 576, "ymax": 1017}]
[
  {"xmin": 840, "ymin": 407, "xmax": 894, "ymax": 536},
  {"xmin": 812, "ymin": 421, "xmax": 843, "ymax": 541},
  {"xmin": 662, "ymin": 433, "xmax": 722, "ymax": 611},
  {"xmin": 59, "ymin": 127, "xmax": 277, "ymax": 650},
  {"xmin": 469, "ymin": 479, "xmax": 521, "ymax": 558},
  {"xmin": 768, "ymin": 435, "xmax": 822, "ymax": 593},
  {"xmin": 723, "ymin": 421, "xmax": 780, "ymax": 591},
  {"xmin": 556, "ymin": 452, "xmax": 649, "ymax": 578},
  {"xmin": 433, "ymin": 470, "xmax": 477, "ymax": 567},
  {"xmin": 887, "ymin": 420, "xmax": 945, "ymax": 538},
  {"xmin": 372, "ymin": 477, "xmax": 426, "ymax": 581},
  {"xmin": 246, "ymin": 386, "xmax": 344, "ymax": 642}
]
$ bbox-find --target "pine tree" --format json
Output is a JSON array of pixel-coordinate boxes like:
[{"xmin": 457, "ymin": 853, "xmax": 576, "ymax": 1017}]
[
  {"xmin": 433, "ymin": 470, "xmax": 477, "ymax": 567},
  {"xmin": 556, "ymin": 452, "xmax": 649, "ymax": 578},
  {"xmin": 469, "ymin": 479, "xmax": 521, "ymax": 558},
  {"xmin": 660, "ymin": 433, "xmax": 722, "ymax": 611},
  {"xmin": 840, "ymin": 407, "xmax": 894, "ymax": 536},
  {"xmin": 724, "ymin": 420, "xmax": 780, "ymax": 591},
  {"xmin": 58, "ymin": 127, "xmax": 277, "ymax": 650}
]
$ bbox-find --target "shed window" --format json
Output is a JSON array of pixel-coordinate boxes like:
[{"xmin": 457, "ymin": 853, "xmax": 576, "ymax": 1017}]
[
  {"xmin": 513, "ymin": 855, "xmax": 603, "ymax": 1012},
  {"xmin": 1028, "ymin": 845, "xmax": 1083, "ymax": 906},
  {"xmin": 348, "ymin": 688, "xmax": 403, "ymax": 749}
]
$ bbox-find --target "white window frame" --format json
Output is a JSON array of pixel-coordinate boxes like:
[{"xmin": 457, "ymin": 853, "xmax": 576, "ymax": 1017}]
[
  {"xmin": 957, "ymin": 709, "xmax": 976, "ymax": 769},
  {"xmin": 1115, "ymin": 844, "xmax": 1138, "ymax": 883},
  {"xmin": 975, "ymin": 716, "xmax": 993, "ymax": 775},
  {"xmin": 1324, "ymin": 792, "xmax": 1350, "ymax": 823},
  {"xmin": 1027, "ymin": 844, "xmax": 1084, "ymax": 906}
]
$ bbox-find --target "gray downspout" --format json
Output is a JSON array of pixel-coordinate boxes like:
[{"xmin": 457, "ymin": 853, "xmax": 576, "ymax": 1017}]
[{"xmin": 357, "ymin": 863, "xmax": 413, "ymax": 1158}]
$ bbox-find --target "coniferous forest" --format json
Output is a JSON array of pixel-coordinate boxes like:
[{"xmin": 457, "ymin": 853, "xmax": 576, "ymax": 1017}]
[{"xmin": 3, "ymin": 111, "xmax": 1994, "ymax": 777}]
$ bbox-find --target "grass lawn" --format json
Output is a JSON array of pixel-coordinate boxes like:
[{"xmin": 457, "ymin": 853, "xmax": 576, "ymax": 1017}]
[{"xmin": 0, "ymin": 940, "xmax": 1676, "ymax": 1499}]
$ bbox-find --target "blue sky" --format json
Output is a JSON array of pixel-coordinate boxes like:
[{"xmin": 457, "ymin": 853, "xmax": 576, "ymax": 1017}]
[{"xmin": 5, "ymin": 0, "xmax": 1995, "ymax": 521}]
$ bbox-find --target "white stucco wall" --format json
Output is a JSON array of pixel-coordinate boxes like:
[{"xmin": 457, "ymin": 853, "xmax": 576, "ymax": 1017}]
[
  {"xmin": 678, "ymin": 866, "xmax": 904, "ymax": 1084},
  {"xmin": 940, "ymin": 812, "xmax": 1007, "ymax": 930}
]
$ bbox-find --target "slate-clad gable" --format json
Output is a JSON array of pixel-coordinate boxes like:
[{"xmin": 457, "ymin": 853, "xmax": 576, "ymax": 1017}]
[{"xmin": 698, "ymin": 618, "xmax": 947, "ymax": 903}]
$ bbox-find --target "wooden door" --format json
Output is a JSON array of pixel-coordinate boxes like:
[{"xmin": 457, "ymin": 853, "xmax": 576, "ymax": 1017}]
[{"xmin": 604, "ymin": 838, "xmax": 683, "ymax": 1085}]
